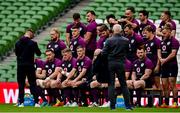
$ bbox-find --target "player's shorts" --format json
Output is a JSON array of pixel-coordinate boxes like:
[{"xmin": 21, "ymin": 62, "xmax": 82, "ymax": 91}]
[{"xmin": 161, "ymin": 63, "xmax": 178, "ymax": 78}]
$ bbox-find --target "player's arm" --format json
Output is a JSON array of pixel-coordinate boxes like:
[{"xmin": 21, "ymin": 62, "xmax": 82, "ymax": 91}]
[
  {"xmin": 66, "ymin": 33, "xmax": 70, "ymax": 46},
  {"xmin": 74, "ymin": 68, "xmax": 87, "ymax": 82},
  {"xmin": 66, "ymin": 68, "xmax": 77, "ymax": 80},
  {"xmin": 131, "ymin": 71, "xmax": 136, "ymax": 81},
  {"xmin": 164, "ymin": 49, "xmax": 177, "ymax": 63},
  {"xmin": 140, "ymin": 69, "xmax": 152, "ymax": 80},
  {"xmin": 84, "ymin": 32, "xmax": 92, "ymax": 43},
  {"xmin": 156, "ymin": 28, "xmax": 163, "ymax": 37},
  {"xmin": 36, "ymin": 68, "xmax": 46, "ymax": 79},
  {"xmin": 48, "ymin": 67, "xmax": 61, "ymax": 79}
]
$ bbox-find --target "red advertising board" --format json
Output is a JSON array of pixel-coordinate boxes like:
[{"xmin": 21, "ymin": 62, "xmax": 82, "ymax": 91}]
[{"xmin": 0, "ymin": 82, "xmax": 180, "ymax": 105}]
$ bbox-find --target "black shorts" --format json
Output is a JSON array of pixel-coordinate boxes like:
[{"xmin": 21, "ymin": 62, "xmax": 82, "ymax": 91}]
[
  {"xmin": 161, "ymin": 63, "xmax": 178, "ymax": 78},
  {"xmin": 145, "ymin": 79, "xmax": 152, "ymax": 88}
]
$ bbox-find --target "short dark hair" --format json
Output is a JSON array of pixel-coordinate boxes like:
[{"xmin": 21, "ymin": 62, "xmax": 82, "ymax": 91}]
[
  {"xmin": 99, "ymin": 24, "xmax": 109, "ymax": 32},
  {"xmin": 76, "ymin": 45, "xmax": 85, "ymax": 50},
  {"xmin": 143, "ymin": 25, "xmax": 153, "ymax": 32},
  {"xmin": 45, "ymin": 49, "xmax": 54, "ymax": 53},
  {"xmin": 163, "ymin": 10, "xmax": 171, "ymax": 17},
  {"xmin": 124, "ymin": 24, "xmax": 133, "ymax": 29},
  {"xmin": 139, "ymin": 10, "xmax": 149, "ymax": 18},
  {"xmin": 137, "ymin": 45, "xmax": 145, "ymax": 51},
  {"xmin": 106, "ymin": 14, "xmax": 116, "ymax": 21},
  {"xmin": 126, "ymin": 7, "xmax": 135, "ymax": 13},
  {"xmin": 86, "ymin": 10, "xmax": 96, "ymax": 16},
  {"xmin": 71, "ymin": 25, "xmax": 80, "ymax": 30},
  {"xmin": 73, "ymin": 13, "xmax": 80, "ymax": 20}
]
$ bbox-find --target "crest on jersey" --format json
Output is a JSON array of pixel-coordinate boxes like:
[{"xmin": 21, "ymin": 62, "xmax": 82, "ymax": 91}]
[
  {"xmin": 48, "ymin": 45, "xmax": 51, "ymax": 48},
  {"xmin": 54, "ymin": 44, "xmax": 58, "ymax": 48},
  {"xmin": 45, "ymin": 65, "xmax": 49, "ymax": 68},
  {"xmin": 134, "ymin": 64, "xmax": 137, "ymax": 67},
  {"xmin": 131, "ymin": 39, "xmax": 135, "ymax": 44},
  {"xmin": 141, "ymin": 63, "xmax": 144, "ymax": 67},
  {"xmin": 52, "ymin": 64, "xmax": 55, "ymax": 68},
  {"xmin": 81, "ymin": 62, "xmax": 84, "ymax": 66},
  {"xmin": 62, "ymin": 64, "xmax": 65, "ymax": 67},
  {"xmin": 78, "ymin": 66, "xmax": 82, "ymax": 72},
  {"xmin": 68, "ymin": 64, "xmax": 71, "ymax": 67},
  {"xmin": 74, "ymin": 41, "xmax": 77, "ymax": 45},
  {"xmin": 150, "ymin": 42, "xmax": 154, "ymax": 46},
  {"xmin": 167, "ymin": 41, "xmax": 171, "ymax": 45}
]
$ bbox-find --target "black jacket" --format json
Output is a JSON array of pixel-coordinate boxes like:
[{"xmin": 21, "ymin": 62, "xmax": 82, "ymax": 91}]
[
  {"xmin": 15, "ymin": 36, "xmax": 41, "ymax": 66},
  {"xmin": 93, "ymin": 53, "xmax": 109, "ymax": 83},
  {"xmin": 102, "ymin": 34, "xmax": 129, "ymax": 61}
]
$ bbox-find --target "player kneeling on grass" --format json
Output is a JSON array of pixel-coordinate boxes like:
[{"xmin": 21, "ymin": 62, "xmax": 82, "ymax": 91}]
[
  {"xmin": 36, "ymin": 49, "xmax": 63, "ymax": 106},
  {"xmin": 126, "ymin": 47, "xmax": 154, "ymax": 107}
]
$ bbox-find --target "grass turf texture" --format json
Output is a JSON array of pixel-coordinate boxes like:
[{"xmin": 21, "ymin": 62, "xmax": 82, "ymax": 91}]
[{"xmin": 0, "ymin": 104, "xmax": 180, "ymax": 112}]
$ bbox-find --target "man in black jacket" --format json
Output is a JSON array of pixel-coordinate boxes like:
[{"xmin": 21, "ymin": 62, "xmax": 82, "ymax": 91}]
[
  {"xmin": 15, "ymin": 29, "xmax": 41, "ymax": 107},
  {"xmin": 101, "ymin": 24, "xmax": 132, "ymax": 110}
]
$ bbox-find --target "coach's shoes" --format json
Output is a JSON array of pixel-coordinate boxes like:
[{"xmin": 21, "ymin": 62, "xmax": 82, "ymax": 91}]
[
  {"xmin": 88, "ymin": 102, "xmax": 99, "ymax": 107},
  {"xmin": 63, "ymin": 102, "xmax": 71, "ymax": 107},
  {"xmin": 170, "ymin": 102, "xmax": 178, "ymax": 108},
  {"xmin": 18, "ymin": 103, "xmax": 24, "ymax": 107}
]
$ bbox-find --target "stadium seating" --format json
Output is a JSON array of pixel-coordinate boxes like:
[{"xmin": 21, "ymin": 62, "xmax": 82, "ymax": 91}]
[{"xmin": 0, "ymin": 0, "xmax": 73, "ymax": 82}]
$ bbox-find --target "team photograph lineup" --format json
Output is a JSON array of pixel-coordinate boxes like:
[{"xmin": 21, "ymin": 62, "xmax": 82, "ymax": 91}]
[{"xmin": 0, "ymin": 0, "xmax": 180, "ymax": 112}]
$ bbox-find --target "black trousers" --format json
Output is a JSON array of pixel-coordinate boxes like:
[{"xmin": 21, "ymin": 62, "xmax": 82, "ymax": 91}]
[
  {"xmin": 108, "ymin": 60, "xmax": 131, "ymax": 108},
  {"xmin": 17, "ymin": 65, "xmax": 38, "ymax": 104}
]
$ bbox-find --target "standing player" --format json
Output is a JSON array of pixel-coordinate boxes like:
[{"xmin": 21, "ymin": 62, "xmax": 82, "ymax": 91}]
[
  {"xmin": 138, "ymin": 10, "xmax": 156, "ymax": 37},
  {"xmin": 47, "ymin": 28, "xmax": 66, "ymax": 60},
  {"xmin": 96, "ymin": 24, "xmax": 110, "ymax": 50},
  {"xmin": 69, "ymin": 26, "xmax": 86, "ymax": 58},
  {"xmin": 127, "ymin": 47, "xmax": 154, "ymax": 107},
  {"xmin": 15, "ymin": 29, "xmax": 41, "ymax": 107},
  {"xmin": 158, "ymin": 26, "xmax": 179, "ymax": 108},
  {"xmin": 143, "ymin": 25, "xmax": 161, "ymax": 89},
  {"xmin": 156, "ymin": 11, "xmax": 176, "ymax": 37},
  {"xmin": 124, "ymin": 24, "xmax": 144, "ymax": 62},
  {"xmin": 66, "ymin": 13, "xmax": 87, "ymax": 46},
  {"xmin": 84, "ymin": 10, "xmax": 97, "ymax": 59},
  {"xmin": 119, "ymin": 7, "xmax": 139, "ymax": 33}
]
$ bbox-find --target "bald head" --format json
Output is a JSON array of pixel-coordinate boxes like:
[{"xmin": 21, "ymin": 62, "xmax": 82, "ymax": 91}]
[{"xmin": 113, "ymin": 24, "xmax": 122, "ymax": 34}]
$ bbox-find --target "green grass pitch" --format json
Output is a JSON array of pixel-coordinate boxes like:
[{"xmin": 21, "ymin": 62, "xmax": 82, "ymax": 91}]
[{"xmin": 0, "ymin": 104, "xmax": 179, "ymax": 112}]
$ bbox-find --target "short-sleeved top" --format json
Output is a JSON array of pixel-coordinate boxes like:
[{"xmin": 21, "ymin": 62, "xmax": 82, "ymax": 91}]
[
  {"xmin": 86, "ymin": 20, "xmax": 97, "ymax": 50},
  {"xmin": 124, "ymin": 58, "xmax": 132, "ymax": 72},
  {"xmin": 159, "ymin": 37, "xmax": 179, "ymax": 65},
  {"xmin": 131, "ymin": 18, "xmax": 140, "ymax": 33},
  {"xmin": 75, "ymin": 56, "xmax": 92, "ymax": 78},
  {"xmin": 44, "ymin": 58, "xmax": 62, "ymax": 77},
  {"xmin": 69, "ymin": 36, "xmax": 86, "ymax": 58},
  {"xmin": 66, "ymin": 22, "xmax": 87, "ymax": 39},
  {"xmin": 159, "ymin": 20, "xmax": 176, "ymax": 31},
  {"xmin": 61, "ymin": 57, "xmax": 77, "ymax": 73},
  {"xmin": 47, "ymin": 39, "xmax": 66, "ymax": 60},
  {"xmin": 126, "ymin": 33, "xmax": 144, "ymax": 62},
  {"xmin": 133, "ymin": 57, "xmax": 154, "ymax": 80},
  {"xmin": 97, "ymin": 36, "xmax": 107, "ymax": 49},
  {"xmin": 34, "ymin": 59, "xmax": 45, "ymax": 70},
  {"xmin": 144, "ymin": 37, "xmax": 161, "ymax": 66},
  {"xmin": 139, "ymin": 20, "xmax": 156, "ymax": 36}
]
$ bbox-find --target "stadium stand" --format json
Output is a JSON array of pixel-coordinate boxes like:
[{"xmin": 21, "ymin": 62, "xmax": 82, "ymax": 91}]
[{"xmin": 0, "ymin": 0, "xmax": 180, "ymax": 85}]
